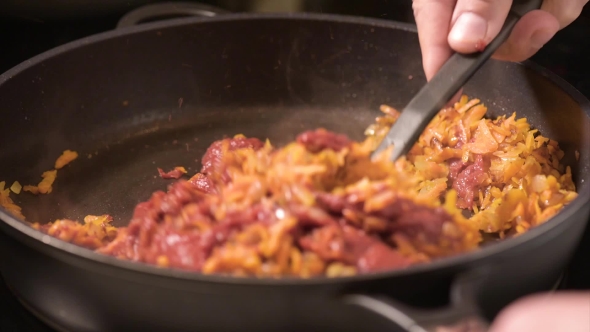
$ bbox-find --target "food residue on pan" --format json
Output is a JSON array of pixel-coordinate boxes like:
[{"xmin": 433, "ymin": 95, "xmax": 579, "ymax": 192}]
[
  {"xmin": 0, "ymin": 96, "xmax": 580, "ymax": 278},
  {"xmin": 55, "ymin": 150, "xmax": 78, "ymax": 169},
  {"xmin": 23, "ymin": 170, "xmax": 58, "ymax": 194},
  {"xmin": 0, "ymin": 181, "xmax": 24, "ymax": 220},
  {"xmin": 0, "ymin": 150, "xmax": 80, "ymax": 220},
  {"xmin": 31, "ymin": 214, "xmax": 118, "ymax": 250},
  {"xmin": 10, "ymin": 181, "xmax": 22, "ymax": 194},
  {"xmin": 24, "ymin": 150, "xmax": 78, "ymax": 195},
  {"xmin": 157, "ymin": 167, "xmax": 188, "ymax": 179}
]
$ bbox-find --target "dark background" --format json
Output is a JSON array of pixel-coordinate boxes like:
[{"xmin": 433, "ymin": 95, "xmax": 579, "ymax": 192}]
[{"xmin": 0, "ymin": 1, "xmax": 588, "ymax": 331}]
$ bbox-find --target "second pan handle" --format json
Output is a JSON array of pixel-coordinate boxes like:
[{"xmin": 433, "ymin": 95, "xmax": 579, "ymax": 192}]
[
  {"xmin": 344, "ymin": 267, "xmax": 492, "ymax": 332},
  {"xmin": 116, "ymin": 1, "xmax": 230, "ymax": 29}
]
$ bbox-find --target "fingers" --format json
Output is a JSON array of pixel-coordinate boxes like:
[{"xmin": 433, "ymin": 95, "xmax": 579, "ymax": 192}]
[
  {"xmin": 413, "ymin": 0, "xmax": 457, "ymax": 80},
  {"xmin": 489, "ymin": 292, "xmax": 590, "ymax": 332},
  {"xmin": 492, "ymin": 10, "xmax": 559, "ymax": 62},
  {"xmin": 448, "ymin": 0, "xmax": 513, "ymax": 53},
  {"xmin": 492, "ymin": 0, "xmax": 589, "ymax": 62},
  {"xmin": 414, "ymin": 0, "xmax": 589, "ymax": 82},
  {"xmin": 456, "ymin": 0, "xmax": 588, "ymax": 62}
]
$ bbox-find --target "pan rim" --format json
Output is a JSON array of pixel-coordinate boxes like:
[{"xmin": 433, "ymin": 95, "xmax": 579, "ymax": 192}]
[{"xmin": 0, "ymin": 12, "xmax": 589, "ymax": 286}]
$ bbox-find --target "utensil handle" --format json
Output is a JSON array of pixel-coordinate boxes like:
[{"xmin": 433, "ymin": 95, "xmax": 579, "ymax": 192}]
[
  {"xmin": 344, "ymin": 268, "xmax": 492, "ymax": 332},
  {"xmin": 116, "ymin": 1, "xmax": 230, "ymax": 29},
  {"xmin": 372, "ymin": 0, "xmax": 543, "ymax": 161}
]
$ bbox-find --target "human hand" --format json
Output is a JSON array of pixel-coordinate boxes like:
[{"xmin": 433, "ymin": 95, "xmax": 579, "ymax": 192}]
[
  {"xmin": 489, "ymin": 291, "xmax": 590, "ymax": 332},
  {"xmin": 412, "ymin": 0, "xmax": 589, "ymax": 80}
]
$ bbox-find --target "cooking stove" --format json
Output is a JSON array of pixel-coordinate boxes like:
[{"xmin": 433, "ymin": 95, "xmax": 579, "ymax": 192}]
[{"xmin": 0, "ymin": 1, "xmax": 589, "ymax": 331}]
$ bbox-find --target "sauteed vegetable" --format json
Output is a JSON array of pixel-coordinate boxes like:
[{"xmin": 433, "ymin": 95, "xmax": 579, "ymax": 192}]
[{"xmin": 1, "ymin": 96, "xmax": 577, "ymax": 277}]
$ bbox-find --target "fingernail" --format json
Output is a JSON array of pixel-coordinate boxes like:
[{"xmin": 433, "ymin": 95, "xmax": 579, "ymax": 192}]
[
  {"xmin": 449, "ymin": 12, "xmax": 488, "ymax": 47},
  {"xmin": 530, "ymin": 29, "xmax": 555, "ymax": 49}
]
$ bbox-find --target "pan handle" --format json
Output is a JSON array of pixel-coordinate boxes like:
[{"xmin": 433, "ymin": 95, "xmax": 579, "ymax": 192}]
[
  {"xmin": 116, "ymin": 1, "xmax": 230, "ymax": 29},
  {"xmin": 344, "ymin": 268, "xmax": 491, "ymax": 332}
]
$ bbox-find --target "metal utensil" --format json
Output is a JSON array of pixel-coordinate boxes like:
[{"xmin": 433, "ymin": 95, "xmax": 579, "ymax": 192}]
[{"xmin": 371, "ymin": 0, "xmax": 544, "ymax": 161}]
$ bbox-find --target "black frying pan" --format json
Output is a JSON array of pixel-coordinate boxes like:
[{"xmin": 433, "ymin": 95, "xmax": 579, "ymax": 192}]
[{"xmin": 0, "ymin": 3, "xmax": 589, "ymax": 332}]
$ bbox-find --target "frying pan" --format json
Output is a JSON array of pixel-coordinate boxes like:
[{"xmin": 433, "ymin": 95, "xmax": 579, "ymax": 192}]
[{"xmin": 0, "ymin": 3, "xmax": 589, "ymax": 332}]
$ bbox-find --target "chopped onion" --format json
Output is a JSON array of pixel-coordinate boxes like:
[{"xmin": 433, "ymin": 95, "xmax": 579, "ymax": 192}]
[{"xmin": 10, "ymin": 181, "xmax": 22, "ymax": 194}]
